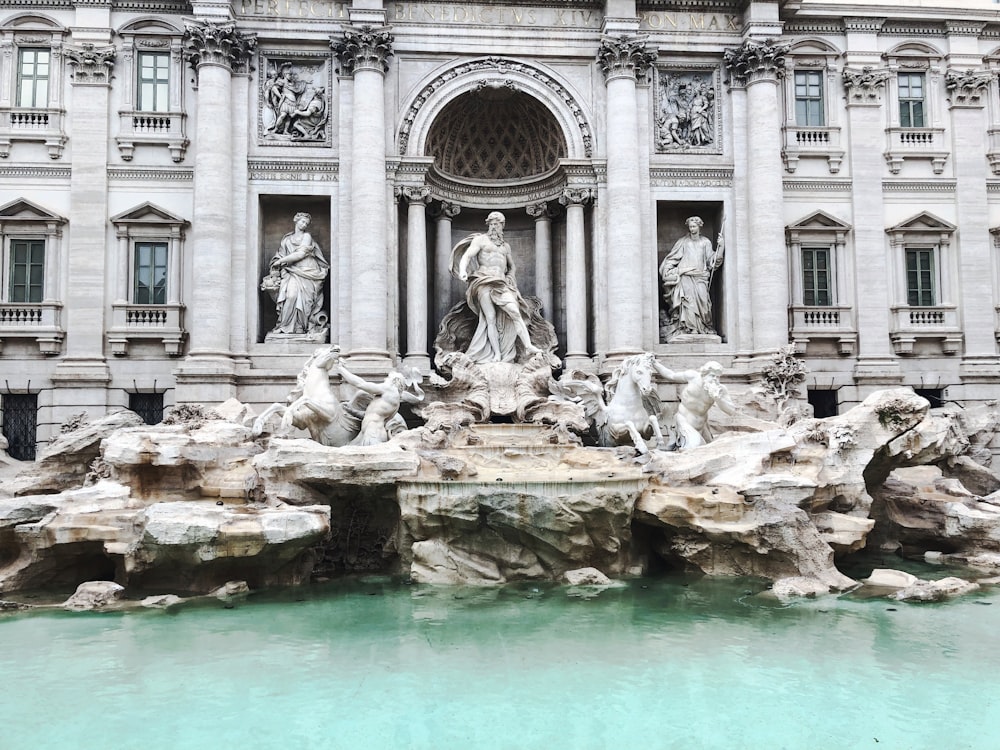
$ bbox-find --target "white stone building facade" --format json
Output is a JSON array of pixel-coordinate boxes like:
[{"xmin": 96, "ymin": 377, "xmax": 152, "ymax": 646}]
[{"xmin": 1, "ymin": 0, "xmax": 999, "ymax": 457}]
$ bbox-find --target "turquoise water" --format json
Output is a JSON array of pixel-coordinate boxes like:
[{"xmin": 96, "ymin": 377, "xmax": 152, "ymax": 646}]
[{"xmin": 2, "ymin": 576, "xmax": 998, "ymax": 750}]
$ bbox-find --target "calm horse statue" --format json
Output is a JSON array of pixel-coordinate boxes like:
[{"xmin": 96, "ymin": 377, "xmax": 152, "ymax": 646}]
[
  {"xmin": 549, "ymin": 352, "xmax": 667, "ymax": 454},
  {"xmin": 253, "ymin": 345, "xmax": 360, "ymax": 446}
]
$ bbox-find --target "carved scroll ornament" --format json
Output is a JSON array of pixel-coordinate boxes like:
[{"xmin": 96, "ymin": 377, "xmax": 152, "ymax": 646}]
[
  {"xmin": 842, "ymin": 66, "xmax": 892, "ymax": 103},
  {"xmin": 184, "ymin": 20, "xmax": 257, "ymax": 73},
  {"xmin": 723, "ymin": 39, "xmax": 789, "ymax": 86},
  {"xmin": 597, "ymin": 35, "xmax": 657, "ymax": 82},
  {"xmin": 65, "ymin": 43, "xmax": 116, "ymax": 84},
  {"xmin": 945, "ymin": 69, "xmax": 993, "ymax": 107},
  {"xmin": 333, "ymin": 25, "xmax": 394, "ymax": 75}
]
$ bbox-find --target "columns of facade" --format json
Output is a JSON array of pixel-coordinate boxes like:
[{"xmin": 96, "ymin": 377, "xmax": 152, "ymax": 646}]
[
  {"xmin": 335, "ymin": 25, "xmax": 393, "ymax": 367},
  {"xmin": 398, "ymin": 185, "xmax": 431, "ymax": 371},
  {"xmin": 433, "ymin": 202, "xmax": 460, "ymax": 330},
  {"xmin": 526, "ymin": 202, "xmax": 555, "ymax": 320},
  {"xmin": 724, "ymin": 39, "xmax": 789, "ymax": 357},
  {"xmin": 945, "ymin": 55, "xmax": 998, "ymax": 380},
  {"xmin": 176, "ymin": 19, "xmax": 256, "ymax": 400},
  {"xmin": 51, "ymin": 38, "xmax": 117, "ymax": 412},
  {"xmin": 560, "ymin": 188, "xmax": 595, "ymax": 366},
  {"xmin": 841, "ymin": 51, "xmax": 902, "ymax": 387},
  {"xmin": 597, "ymin": 35, "xmax": 655, "ymax": 359}
]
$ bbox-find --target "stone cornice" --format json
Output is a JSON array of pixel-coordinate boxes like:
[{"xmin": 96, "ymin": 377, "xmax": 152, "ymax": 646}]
[
  {"xmin": 333, "ymin": 25, "xmax": 393, "ymax": 75},
  {"xmin": 183, "ymin": 20, "xmax": 256, "ymax": 73},
  {"xmin": 882, "ymin": 179, "xmax": 956, "ymax": 192},
  {"xmin": 0, "ymin": 165, "xmax": 71, "ymax": 179},
  {"xmin": 724, "ymin": 39, "xmax": 788, "ymax": 87},
  {"xmin": 597, "ymin": 35, "xmax": 656, "ymax": 83},
  {"xmin": 945, "ymin": 68, "xmax": 993, "ymax": 108},
  {"xmin": 842, "ymin": 66, "xmax": 892, "ymax": 105},
  {"xmin": 108, "ymin": 166, "xmax": 193, "ymax": 181},
  {"xmin": 64, "ymin": 42, "xmax": 116, "ymax": 85},
  {"xmin": 945, "ymin": 21, "xmax": 986, "ymax": 37},
  {"xmin": 842, "ymin": 17, "xmax": 885, "ymax": 34},
  {"xmin": 783, "ymin": 179, "xmax": 851, "ymax": 192}
]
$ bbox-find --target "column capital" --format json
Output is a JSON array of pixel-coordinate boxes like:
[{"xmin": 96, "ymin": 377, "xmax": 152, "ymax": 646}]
[
  {"xmin": 945, "ymin": 68, "xmax": 993, "ymax": 108},
  {"xmin": 433, "ymin": 201, "xmax": 461, "ymax": 220},
  {"xmin": 333, "ymin": 25, "xmax": 394, "ymax": 75},
  {"xmin": 597, "ymin": 34, "xmax": 656, "ymax": 83},
  {"xmin": 842, "ymin": 66, "xmax": 892, "ymax": 106},
  {"xmin": 526, "ymin": 202, "xmax": 556, "ymax": 220},
  {"xmin": 559, "ymin": 188, "xmax": 595, "ymax": 207},
  {"xmin": 65, "ymin": 43, "xmax": 116, "ymax": 85},
  {"xmin": 395, "ymin": 185, "xmax": 432, "ymax": 204},
  {"xmin": 183, "ymin": 20, "xmax": 256, "ymax": 73},
  {"xmin": 723, "ymin": 39, "xmax": 788, "ymax": 88}
]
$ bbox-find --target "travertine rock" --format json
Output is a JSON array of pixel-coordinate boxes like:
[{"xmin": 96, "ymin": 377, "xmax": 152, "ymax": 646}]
[
  {"xmin": 770, "ymin": 576, "xmax": 833, "ymax": 600},
  {"xmin": 862, "ymin": 568, "xmax": 919, "ymax": 589},
  {"xmin": 8, "ymin": 411, "xmax": 144, "ymax": 497},
  {"xmin": 891, "ymin": 576, "xmax": 979, "ymax": 602},
  {"xmin": 562, "ymin": 567, "xmax": 613, "ymax": 586},
  {"xmin": 140, "ymin": 594, "xmax": 184, "ymax": 608},
  {"xmin": 62, "ymin": 581, "xmax": 125, "ymax": 611}
]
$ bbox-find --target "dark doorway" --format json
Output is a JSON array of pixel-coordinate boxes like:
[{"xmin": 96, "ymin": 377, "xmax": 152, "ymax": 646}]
[
  {"xmin": 2, "ymin": 393, "xmax": 38, "ymax": 461},
  {"xmin": 807, "ymin": 389, "xmax": 838, "ymax": 419},
  {"xmin": 914, "ymin": 388, "xmax": 945, "ymax": 409},
  {"xmin": 129, "ymin": 392, "xmax": 165, "ymax": 425}
]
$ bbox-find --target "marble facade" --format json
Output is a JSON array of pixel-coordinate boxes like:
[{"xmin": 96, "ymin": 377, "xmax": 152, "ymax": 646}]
[{"xmin": 1, "ymin": 0, "xmax": 1000, "ymax": 456}]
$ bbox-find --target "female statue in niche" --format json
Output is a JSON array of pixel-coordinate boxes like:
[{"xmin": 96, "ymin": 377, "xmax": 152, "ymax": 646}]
[
  {"xmin": 659, "ymin": 216, "xmax": 724, "ymax": 340},
  {"xmin": 262, "ymin": 212, "xmax": 330, "ymax": 339}
]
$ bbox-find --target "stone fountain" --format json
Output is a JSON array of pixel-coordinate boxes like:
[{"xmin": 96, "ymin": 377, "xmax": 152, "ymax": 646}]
[{"xmin": 3, "ymin": 213, "xmax": 1000, "ymax": 605}]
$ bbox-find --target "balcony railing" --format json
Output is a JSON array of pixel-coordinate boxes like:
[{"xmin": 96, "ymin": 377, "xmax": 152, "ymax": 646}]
[
  {"xmin": 890, "ymin": 305, "xmax": 961, "ymax": 355},
  {"xmin": 0, "ymin": 107, "xmax": 67, "ymax": 158},
  {"xmin": 116, "ymin": 110, "xmax": 188, "ymax": 162},
  {"xmin": 108, "ymin": 302, "xmax": 185, "ymax": 356},
  {"xmin": 781, "ymin": 125, "xmax": 844, "ymax": 174},
  {"xmin": 885, "ymin": 127, "xmax": 948, "ymax": 174},
  {"xmin": 789, "ymin": 305, "xmax": 856, "ymax": 355},
  {"xmin": 0, "ymin": 302, "xmax": 63, "ymax": 354}
]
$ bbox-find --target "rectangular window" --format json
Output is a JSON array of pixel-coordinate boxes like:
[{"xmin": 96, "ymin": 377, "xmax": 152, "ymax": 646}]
[
  {"xmin": 16, "ymin": 48, "xmax": 49, "ymax": 108},
  {"xmin": 134, "ymin": 241, "xmax": 168, "ymax": 304},
  {"xmin": 802, "ymin": 246, "xmax": 832, "ymax": 306},
  {"xmin": 9, "ymin": 239, "xmax": 44, "ymax": 303},
  {"xmin": 905, "ymin": 247, "xmax": 936, "ymax": 307},
  {"xmin": 898, "ymin": 73, "xmax": 926, "ymax": 128},
  {"xmin": 137, "ymin": 52, "xmax": 169, "ymax": 112},
  {"xmin": 794, "ymin": 71, "xmax": 824, "ymax": 127},
  {"xmin": 2, "ymin": 392, "xmax": 38, "ymax": 461},
  {"xmin": 129, "ymin": 392, "xmax": 164, "ymax": 425},
  {"xmin": 807, "ymin": 389, "xmax": 839, "ymax": 419}
]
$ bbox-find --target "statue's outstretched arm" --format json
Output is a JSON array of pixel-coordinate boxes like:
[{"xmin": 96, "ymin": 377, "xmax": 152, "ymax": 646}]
[{"xmin": 338, "ymin": 365, "xmax": 383, "ymax": 396}]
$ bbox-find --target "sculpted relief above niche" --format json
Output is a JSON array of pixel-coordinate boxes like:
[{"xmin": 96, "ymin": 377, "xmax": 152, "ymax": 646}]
[
  {"xmin": 654, "ymin": 66, "xmax": 722, "ymax": 155},
  {"xmin": 258, "ymin": 52, "xmax": 333, "ymax": 146}
]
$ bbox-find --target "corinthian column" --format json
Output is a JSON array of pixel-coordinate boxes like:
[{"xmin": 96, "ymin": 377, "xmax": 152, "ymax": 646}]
[
  {"xmin": 398, "ymin": 185, "xmax": 431, "ymax": 371},
  {"xmin": 946, "ymin": 67, "xmax": 996, "ymax": 378},
  {"xmin": 334, "ymin": 25, "xmax": 393, "ymax": 367},
  {"xmin": 559, "ymin": 188, "xmax": 594, "ymax": 367},
  {"xmin": 597, "ymin": 35, "xmax": 655, "ymax": 359},
  {"xmin": 178, "ymin": 20, "xmax": 255, "ymax": 395},
  {"xmin": 433, "ymin": 202, "xmax": 460, "ymax": 329},
  {"xmin": 724, "ymin": 39, "xmax": 789, "ymax": 356},
  {"xmin": 52, "ymin": 41, "xmax": 117, "ymax": 405}
]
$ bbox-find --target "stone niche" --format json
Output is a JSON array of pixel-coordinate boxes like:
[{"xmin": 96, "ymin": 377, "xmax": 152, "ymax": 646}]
[
  {"xmin": 257, "ymin": 196, "xmax": 333, "ymax": 343},
  {"xmin": 656, "ymin": 201, "xmax": 726, "ymax": 344}
]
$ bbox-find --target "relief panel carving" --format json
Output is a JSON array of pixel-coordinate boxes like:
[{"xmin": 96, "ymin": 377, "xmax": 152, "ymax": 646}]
[
  {"xmin": 258, "ymin": 52, "xmax": 333, "ymax": 147},
  {"xmin": 654, "ymin": 66, "xmax": 722, "ymax": 155}
]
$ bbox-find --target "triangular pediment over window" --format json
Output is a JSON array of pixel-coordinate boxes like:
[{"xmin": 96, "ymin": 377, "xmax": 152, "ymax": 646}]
[
  {"xmin": 0, "ymin": 198, "xmax": 66, "ymax": 224},
  {"xmin": 887, "ymin": 212, "xmax": 956, "ymax": 234},
  {"xmin": 111, "ymin": 202, "xmax": 188, "ymax": 227},
  {"xmin": 787, "ymin": 210, "xmax": 852, "ymax": 233}
]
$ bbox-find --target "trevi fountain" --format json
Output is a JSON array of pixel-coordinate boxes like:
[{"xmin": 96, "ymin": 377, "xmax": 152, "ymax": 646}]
[{"xmin": 2, "ymin": 212, "xmax": 1000, "ymax": 749}]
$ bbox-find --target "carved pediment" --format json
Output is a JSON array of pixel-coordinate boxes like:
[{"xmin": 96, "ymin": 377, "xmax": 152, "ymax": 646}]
[
  {"xmin": 887, "ymin": 211, "xmax": 956, "ymax": 234},
  {"xmin": 787, "ymin": 210, "xmax": 851, "ymax": 233},
  {"xmin": 111, "ymin": 202, "xmax": 188, "ymax": 227},
  {"xmin": 0, "ymin": 198, "xmax": 66, "ymax": 224},
  {"xmin": 118, "ymin": 17, "xmax": 183, "ymax": 36}
]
